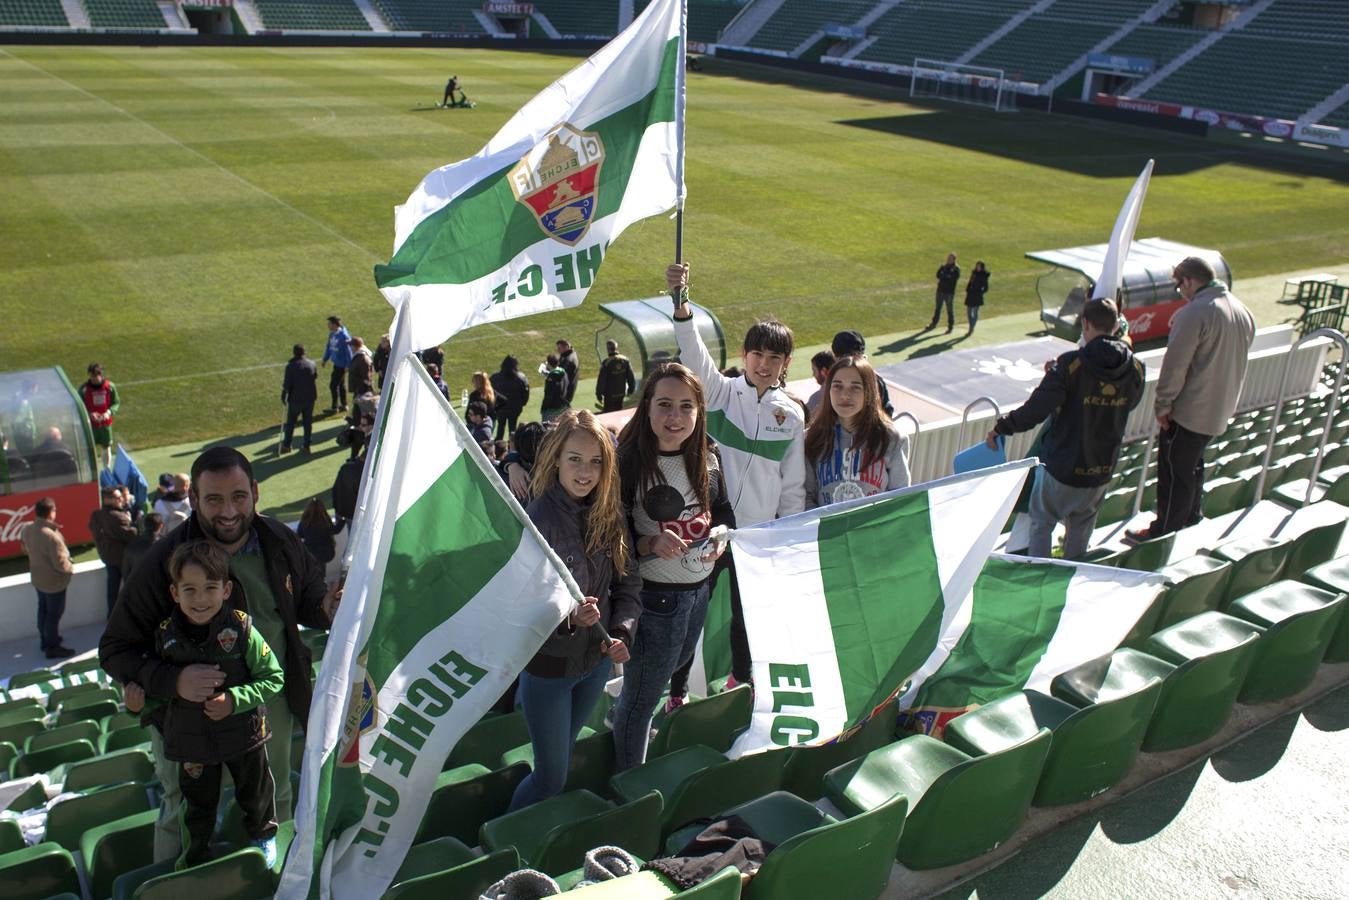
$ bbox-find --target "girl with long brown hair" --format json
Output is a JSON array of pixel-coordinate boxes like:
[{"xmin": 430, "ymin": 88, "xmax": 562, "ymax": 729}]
[
  {"xmin": 611, "ymin": 364, "xmax": 734, "ymax": 770},
  {"xmin": 804, "ymin": 356, "xmax": 911, "ymax": 508},
  {"xmin": 508, "ymin": 410, "xmax": 641, "ymax": 811}
]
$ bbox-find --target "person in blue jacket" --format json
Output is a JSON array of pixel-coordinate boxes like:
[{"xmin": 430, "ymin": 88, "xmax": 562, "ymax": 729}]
[{"xmin": 320, "ymin": 316, "xmax": 353, "ymax": 414}]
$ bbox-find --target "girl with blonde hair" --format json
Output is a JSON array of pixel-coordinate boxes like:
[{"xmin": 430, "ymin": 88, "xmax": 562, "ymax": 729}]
[{"xmin": 508, "ymin": 410, "xmax": 641, "ymax": 811}]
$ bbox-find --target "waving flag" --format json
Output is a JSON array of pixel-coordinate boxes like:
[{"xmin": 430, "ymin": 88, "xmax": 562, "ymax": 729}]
[
  {"xmin": 900, "ymin": 554, "xmax": 1165, "ymax": 737},
  {"xmin": 278, "ymin": 355, "xmax": 579, "ymax": 900},
  {"xmin": 374, "ymin": 0, "xmax": 686, "ymax": 349},
  {"xmin": 728, "ymin": 461, "xmax": 1033, "ymax": 756},
  {"xmin": 1094, "ymin": 158, "xmax": 1154, "ymax": 302}
]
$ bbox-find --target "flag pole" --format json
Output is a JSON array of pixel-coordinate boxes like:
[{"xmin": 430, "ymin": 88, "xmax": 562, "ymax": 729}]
[{"xmin": 674, "ymin": 0, "xmax": 687, "ymax": 265}]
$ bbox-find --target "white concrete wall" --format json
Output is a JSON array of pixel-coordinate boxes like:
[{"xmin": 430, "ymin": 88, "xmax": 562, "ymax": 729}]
[{"xmin": 0, "ymin": 560, "xmax": 109, "ymax": 647}]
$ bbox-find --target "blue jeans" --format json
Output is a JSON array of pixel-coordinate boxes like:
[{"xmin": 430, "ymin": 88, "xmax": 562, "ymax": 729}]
[
  {"xmin": 612, "ymin": 581, "xmax": 713, "ymax": 770},
  {"xmin": 966, "ymin": 304, "xmax": 980, "ymax": 331},
  {"xmin": 507, "ymin": 657, "xmax": 613, "ymax": 811},
  {"xmin": 36, "ymin": 589, "xmax": 66, "ymax": 651}
]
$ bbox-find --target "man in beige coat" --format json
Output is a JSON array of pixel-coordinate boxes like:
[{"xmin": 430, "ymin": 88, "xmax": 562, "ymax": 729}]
[
  {"xmin": 21, "ymin": 497, "xmax": 76, "ymax": 659},
  {"xmin": 1128, "ymin": 256, "xmax": 1256, "ymax": 541}
]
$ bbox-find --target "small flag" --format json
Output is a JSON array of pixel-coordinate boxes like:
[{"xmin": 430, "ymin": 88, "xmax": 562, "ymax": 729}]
[
  {"xmin": 374, "ymin": 0, "xmax": 686, "ymax": 350},
  {"xmin": 277, "ymin": 354, "xmax": 579, "ymax": 900},
  {"xmin": 899, "ymin": 553, "xmax": 1165, "ymax": 738},
  {"xmin": 1095, "ymin": 159, "xmax": 1154, "ymax": 302},
  {"xmin": 727, "ymin": 461, "xmax": 1033, "ymax": 756}
]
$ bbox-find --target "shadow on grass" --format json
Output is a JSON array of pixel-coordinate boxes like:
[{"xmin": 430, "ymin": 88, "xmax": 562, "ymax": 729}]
[
  {"xmin": 834, "ymin": 110, "xmax": 1349, "ymax": 183},
  {"xmin": 876, "ymin": 327, "xmax": 972, "ymax": 358}
]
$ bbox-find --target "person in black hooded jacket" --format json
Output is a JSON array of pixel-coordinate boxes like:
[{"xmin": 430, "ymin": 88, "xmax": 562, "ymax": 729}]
[
  {"xmin": 987, "ymin": 298, "xmax": 1144, "ymax": 559},
  {"xmin": 490, "ymin": 355, "xmax": 531, "ymax": 440}
]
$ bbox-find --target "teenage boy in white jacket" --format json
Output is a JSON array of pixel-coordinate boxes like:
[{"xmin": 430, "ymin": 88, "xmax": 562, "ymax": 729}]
[{"xmin": 667, "ymin": 262, "xmax": 805, "ymax": 687}]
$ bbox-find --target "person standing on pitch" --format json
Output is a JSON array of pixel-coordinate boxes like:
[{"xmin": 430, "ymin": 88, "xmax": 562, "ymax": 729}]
[
  {"xmin": 281, "ymin": 344, "xmax": 318, "ymax": 455},
  {"xmin": 320, "ymin": 316, "xmax": 352, "ymax": 414},
  {"xmin": 1127, "ymin": 257, "xmax": 1255, "ymax": 542},
  {"xmin": 596, "ymin": 340, "xmax": 636, "ymax": 412},
  {"xmin": 100, "ymin": 445, "xmax": 339, "ymax": 861},
  {"xmin": 81, "ymin": 363, "xmax": 120, "ymax": 471},
  {"xmin": 964, "ymin": 261, "xmax": 990, "ymax": 334},
  {"xmin": 928, "ymin": 253, "xmax": 961, "ymax": 333},
  {"xmin": 988, "ymin": 298, "xmax": 1145, "ymax": 559}
]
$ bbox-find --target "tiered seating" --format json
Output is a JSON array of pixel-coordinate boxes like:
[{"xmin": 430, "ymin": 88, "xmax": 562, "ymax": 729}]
[
  {"xmin": 1144, "ymin": 33, "xmax": 1349, "ymax": 120},
  {"xmin": 1102, "ymin": 24, "xmax": 1205, "ymax": 73},
  {"xmin": 747, "ymin": 0, "xmax": 875, "ymax": 54},
  {"xmin": 370, "ymin": 0, "xmax": 485, "ymax": 33},
  {"xmin": 0, "ymin": 0, "xmax": 68, "ymax": 27},
  {"xmin": 1241, "ymin": 0, "xmax": 1349, "ymax": 40},
  {"xmin": 1040, "ymin": 0, "xmax": 1154, "ymax": 25},
  {"xmin": 970, "ymin": 15, "xmax": 1117, "ymax": 82},
  {"xmin": 686, "ymin": 0, "xmax": 744, "ymax": 44},
  {"xmin": 251, "ymin": 0, "xmax": 371, "ymax": 31},
  {"xmin": 856, "ymin": 0, "xmax": 1027, "ymax": 69},
  {"xmin": 530, "ymin": 0, "xmax": 619, "ymax": 37},
  {"xmin": 1319, "ymin": 104, "xmax": 1349, "ymax": 128},
  {"xmin": 83, "ymin": 0, "xmax": 165, "ymax": 29}
]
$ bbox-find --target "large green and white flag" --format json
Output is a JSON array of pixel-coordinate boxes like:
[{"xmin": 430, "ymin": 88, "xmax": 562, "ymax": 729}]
[
  {"xmin": 374, "ymin": 0, "xmax": 686, "ymax": 349},
  {"xmin": 277, "ymin": 355, "xmax": 579, "ymax": 900},
  {"xmin": 899, "ymin": 553, "xmax": 1166, "ymax": 737},
  {"xmin": 728, "ymin": 461, "xmax": 1034, "ymax": 756}
]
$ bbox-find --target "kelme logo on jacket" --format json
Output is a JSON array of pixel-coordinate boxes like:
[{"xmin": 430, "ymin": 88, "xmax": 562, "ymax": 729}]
[
  {"xmin": 217, "ymin": 627, "xmax": 239, "ymax": 654},
  {"xmin": 510, "ymin": 124, "xmax": 605, "ymax": 245}
]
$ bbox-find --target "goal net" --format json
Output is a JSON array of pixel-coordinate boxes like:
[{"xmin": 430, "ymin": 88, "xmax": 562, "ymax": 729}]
[{"xmin": 910, "ymin": 58, "xmax": 1017, "ymax": 112}]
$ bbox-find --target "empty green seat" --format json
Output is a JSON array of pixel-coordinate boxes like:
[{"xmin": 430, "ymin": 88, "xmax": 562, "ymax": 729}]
[
  {"xmin": 102, "ymin": 724, "xmax": 152, "ymax": 754},
  {"xmin": 0, "ymin": 741, "xmax": 18, "ymax": 778},
  {"xmin": 391, "ymin": 835, "xmax": 475, "ymax": 883},
  {"xmin": 824, "ymin": 730, "xmax": 1050, "ymax": 870},
  {"xmin": 46, "ymin": 682, "xmax": 112, "ymax": 711},
  {"xmin": 26, "ymin": 720, "xmax": 101, "ymax": 754},
  {"xmin": 414, "ymin": 762, "xmax": 527, "ymax": 845},
  {"xmin": 648, "ymin": 684, "xmax": 753, "ymax": 758},
  {"xmin": 0, "ymin": 719, "xmax": 46, "ymax": 749},
  {"xmin": 102, "ymin": 711, "xmax": 141, "ymax": 734},
  {"xmin": 63, "ymin": 748, "xmax": 155, "ymax": 793},
  {"xmin": 1284, "ymin": 520, "xmax": 1347, "ymax": 576},
  {"xmin": 12, "ymin": 738, "xmax": 97, "ymax": 779},
  {"xmin": 481, "ymin": 789, "xmax": 661, "ymax": 875},
  {"xmin": 0, "ymin": 818, "xmax": 23, "ymax": 854},
  {"xmin": 1301, "ymin": 556, "xmax": 1349, "ymax": 661},
  {"xmin": 1212, "ymin": 536, "xmax": 1293, "ymax": 605},
  {"xmin": 80, "ymin": 808, "xmax": 157, "ymax": 900},
  {"xmin": 1202, "ymin": 476, "xmax": 1255, "ymax": 517},
  {"xmin": 56, "ymin": 698, "xmax": 119, "ymax": 728},
  {"xmin": 1142, "ymin": 612, "xmax": 1264, "ymax": 751},
  {"xmin": 446, "ymin": 711, "xmax": 529, "ymax": 770},
  {"xmin": 781, "ymin": 700, "xmax": 898, "ymax": 800},
  {"xmin": 694, "ymin": 790, "xmax": 905, "ymax": 900},
  {"xmin": 8, "ymin": 669, "xmax": 57, "ymax": 690},
  {"xmin": 385, "ymin": 846, "xmax": 520, "ymax": 900},
  {"xmin": 610, "ymin": 744, "xmax": 787, "ymax": 838},
  {"xmin": 1228, "ymin": 581, "xmax": 1347, "ymax": 703},
  {"xmin": 131, "ymin": 846, "xmax": 274, "ymax": 900},
  {"xmin": 0, "ymin": 702, "xmax": 44, "ymax": 728},
  {"xmin": 45, "ymin": 782, "xmax": 151, "ymax": 851},
  {"xmin": 5, "ymin": 780, "xmax": 48, "ymax": 813},
  {"xmin": 1156, "ymin": 555, "xmax": 1232, "ymax": 629},
  {"xmin": 0, "ymin": 842, "xmax": 80, "ymax": 900},
  {"xmin": 1114, "ymin": 531, "xmax": 1176, "ymax": 572}
]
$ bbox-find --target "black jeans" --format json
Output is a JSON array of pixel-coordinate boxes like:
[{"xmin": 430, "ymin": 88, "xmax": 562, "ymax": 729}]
[
  {"xmin": 283, "ymin": 403, "xmax": 313, "ymax": 450},
  {"xmin": 1153, "ymin": 421, "xmax": 1211, "ymax": 535},
  {"xmin": 494, "ymin": 411, "xmax": 521, "ymax": 441},
  {"xmin": 36, "ymin": 589, "xmax": 66, "ymax": 651},
  {"xmin": 177, "ymin": 746, "xmax": 277, "ymax": 866},
  {"xmin": 105, "ymin": 564, "xmax": 122, "ymax": 615},
  {"xmin": 328, "ymin": 367, "xmax": 347, "ymax": 409}
]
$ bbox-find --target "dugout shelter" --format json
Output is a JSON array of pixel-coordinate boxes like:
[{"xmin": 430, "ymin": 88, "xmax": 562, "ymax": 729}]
[
  {"xmin": 0, "ymin": 367, "xmax": 101, "ymax": 560},
  {"xmin": 595, "ymin": 297, "xmax": 728, "ymax": 397},
  {"xmin": 1027, "ymin": 237, "xmax": 1232, "ymax": 344}
]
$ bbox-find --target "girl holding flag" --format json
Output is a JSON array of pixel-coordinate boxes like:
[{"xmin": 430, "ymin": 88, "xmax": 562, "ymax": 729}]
[
  {"xmin": 507, "ymin": 410, "xmax": 641, "ymax": 811},
  {"xmin": 611, "ymin": 363, "xmax": 734, "ymax": 770},
  {"xmin": 804, "ymin": 357, "xmax": 911, "ymax": 508}
]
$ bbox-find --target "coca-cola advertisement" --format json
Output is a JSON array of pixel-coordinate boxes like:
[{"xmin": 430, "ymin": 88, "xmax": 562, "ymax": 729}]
[
  {"xmin": 1122, "ymin": 299, "xmax": 1187, "ymax": 343},
  {"xmin": 1, "ymin": 482, "xmax": 100, "ymax": 561}
]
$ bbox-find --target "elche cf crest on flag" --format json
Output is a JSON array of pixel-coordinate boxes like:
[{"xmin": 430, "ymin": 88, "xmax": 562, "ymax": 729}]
[
  {"xmin": 509, "ymin": 123, "xmax": 605, "ymax": 245},
  {"xmin": 338, "ymin": 655, "xmax": 378, "ymax": 767}
]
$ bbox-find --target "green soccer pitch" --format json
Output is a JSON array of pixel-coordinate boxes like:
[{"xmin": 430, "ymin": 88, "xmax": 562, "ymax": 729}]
[{"xmin": 3, "ymin": 44, "xmax": 1348, "ymax": 448}]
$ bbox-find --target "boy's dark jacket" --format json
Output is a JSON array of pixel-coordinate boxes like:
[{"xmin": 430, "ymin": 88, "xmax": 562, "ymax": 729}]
[
  {"xmin": 100, "ymin": 514, "xmax": 329, "ymax": 723},
  {"xmin": 994, "ymin": 336, "xmax": 1145, "ymax": 487},
  {"xmin": 150, "ymin": 605, "xmax": 284, "ymax": 765}
]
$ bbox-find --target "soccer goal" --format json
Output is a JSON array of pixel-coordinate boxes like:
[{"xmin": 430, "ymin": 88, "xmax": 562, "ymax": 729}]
[{"xmin": 910, "ymin": 58, "xmax": 1017, "ymax": 112}]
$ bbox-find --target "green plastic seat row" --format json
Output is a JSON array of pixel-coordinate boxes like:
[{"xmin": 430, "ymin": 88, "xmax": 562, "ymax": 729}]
[{"xmin": 480, "ymin": 788, "xmax": 662, "ymax": 876}]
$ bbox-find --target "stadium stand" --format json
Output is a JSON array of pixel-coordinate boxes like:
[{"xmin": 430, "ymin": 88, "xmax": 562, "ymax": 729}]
[
  {"xmin": 969, "ymin": 14, "xmax": 1119, "ymax": 84},
  {"xmin": 530, "ymin": 0, "xmax": 619, "ymax": 38},
  {"xmin": 635, "ymin": 0, "xmax": 749, "ymax": 43},
  {"xmin": 1241, "ymin": 0, "xmax": 1349, "ymax": 40},
  {"xmin": 1045, "ymin": 0, "xmax": 1156, "ymax": 26},
  {"xmin": 1142, "ymin": 32, "xmax": 1349, "ymax": 121},
  {"xmin": 369, "ymin": 0, "xmax": 484, "ymax": 33},
  {"xmin": 250, "ymin": 0, "xmax": 371, "ymax": 32},
  {"xmin": 855, "ymin": 0, "xmax": 1029, "ymax": 69},
  {"xmin": 0, "ymin": 0, "xmax": 67, "ymax": 27},
  {"xmin": 83, "ymin": 0, "xmax": 165, "ymax": 30},
  {"xmin": 747, "ymin": 0, "xmax": 875, "ymax": 54},
  {"xmin": 1099, "ymin": 23, "xmax": 1206, "ymax": 74}
]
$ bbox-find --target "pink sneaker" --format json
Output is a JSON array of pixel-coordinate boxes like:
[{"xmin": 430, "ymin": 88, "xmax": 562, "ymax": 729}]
[
  {"xmin": 725, "ymin": 674, "xmax": 740, "ymax": 691},
  {"xmin": 663, "ymin": 694, "xmax": 687, "ymax": 715}
]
